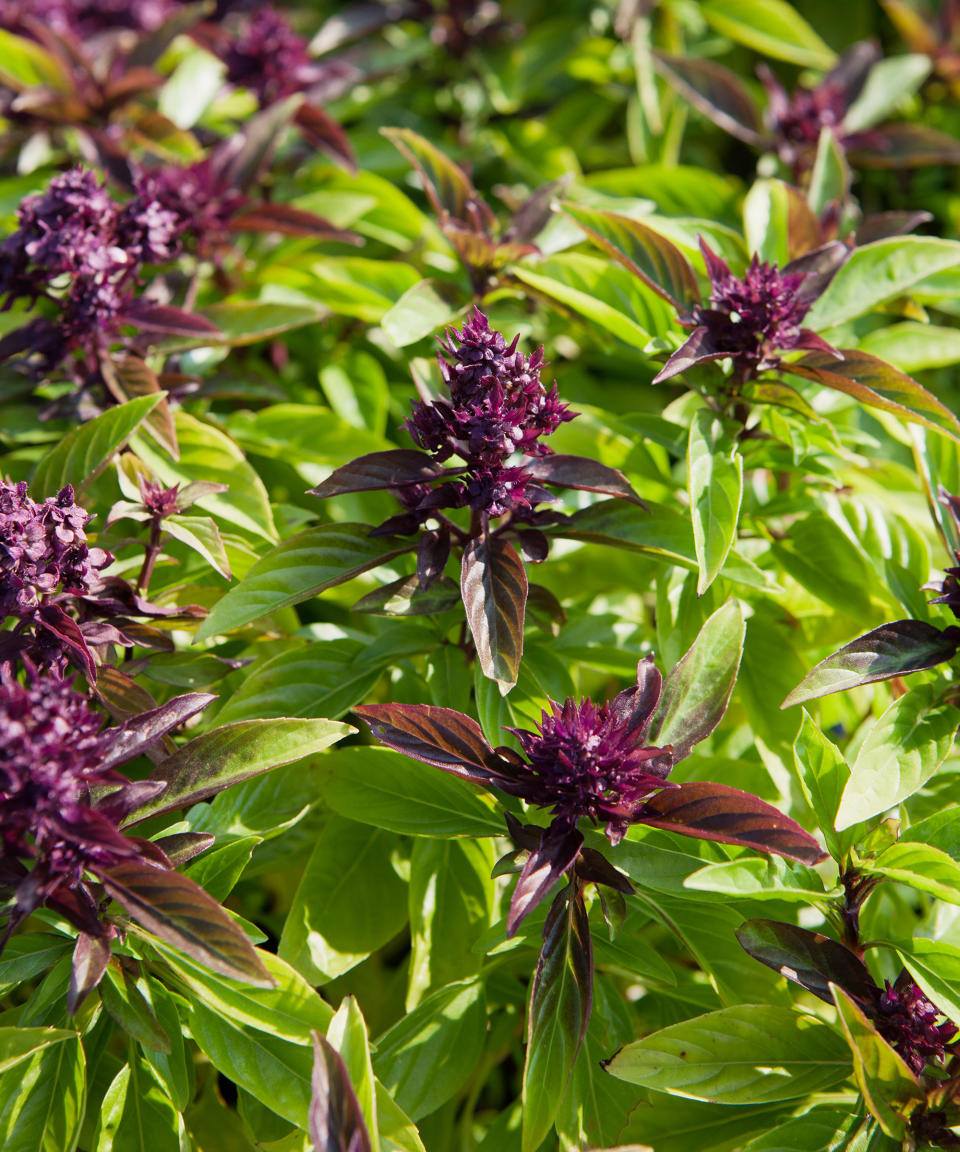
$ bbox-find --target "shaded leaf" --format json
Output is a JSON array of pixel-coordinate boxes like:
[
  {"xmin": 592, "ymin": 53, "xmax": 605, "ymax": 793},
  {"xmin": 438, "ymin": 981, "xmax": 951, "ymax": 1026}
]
[
  {"xmin": 461, "ymin": 534, "xmax": 527, "ymax": 693},
  {"xmin": 736, "ymin": 920, "xmax": 876, "ymax": 1004},
  {"xmin": 507, "ymin": 821, "xmax": 584, "ymax": 938},
  {"xmin": 0, "ymin": 1028, "xmax": 77, "ymax": 1076},
  {"xmin": 310, "ymin": 1032, "xmax": 373, "ymax": 1152},
  {"xmin": 66, "ymin": 933, "xmax": 110, "ymax": 1016}
]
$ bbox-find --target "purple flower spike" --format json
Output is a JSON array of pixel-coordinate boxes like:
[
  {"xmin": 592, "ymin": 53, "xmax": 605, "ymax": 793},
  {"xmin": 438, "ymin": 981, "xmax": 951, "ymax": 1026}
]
[
  {"xmin": 874, "ymin": 977, "xmax": 958, "ymax": 1076},
  {"xmin": 222, "ymin": 6, "xmax": 321, "ymax": 106},
  {"xmin": 654, "ymin": 239, "xmax": 842, "ymax": 385}
]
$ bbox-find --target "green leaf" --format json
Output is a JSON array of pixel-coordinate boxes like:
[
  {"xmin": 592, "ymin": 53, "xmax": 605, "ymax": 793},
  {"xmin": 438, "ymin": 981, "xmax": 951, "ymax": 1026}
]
[
  {"xmin": 125, "ymin": 716, "xmax": 353, "ymax": 824},
  {"xmin": 650, "ymin": 599, "xmax": 745, "ymax": 759},
  {"xmin": 183, "ymin": 834, "xmax": 260, "ymax": 902},
  {"xmin": 319, "ymin": 747, "xmax": 504, "ymax": 838},
  {"xmin": 162, "ymin": 515, "xmax": 231, "ymax": 579},
  {"xmin": 741, "ymin": 1107, "xmax": 861, "ymax": 1152},
  {"xmin": 560, "ymin": 202, "xmax": 699, "ymax": 308},
  {"xmin": 327, "ymin": 998, "xmax": 380, "ymax": 1152},
  {"xmin": 793, "ymin": 712, "xmax": 849, "ymax": 860},
  {"xmin": 381, "ymin": 280, "xmax": 457, "ymax": 347},
  {"xmin": 742, "ymin": 179, "xmax": 820, "ymax": 266},
  {"xmin": 141, "ymin": 978, "xmax": 192, "ymax": 1111},
  {"xmin": 99, "ymin": 964, "xmax": 171, "ymax": 1053},
  {"xmin": 808, "ymin": 129, "xmax": 851, "ymax": 218},
  {"xmin": 859, "ymin": 322, "xmax": 960, "ymax": 373},
  {"xmin": 687, "ymin": 411, "xmax": 743, "ymax": 594},
  {"xmin": 683, "ymin": 855, "xmax": 830, "ymax": 901},
  {"xmin": 157, "ymin": 45, "xmax": 224, "ymax": 129},
  {"xmin": 373, "ymin": 980, "xmax": 486, "ymax": 1122},
  {"xmin": 131, "ymin": 410, "xmax": 277, "ymax": 542},
  {"xmin": 461, "ymin": 534, "xmax": 527, "ymax": 693},
  {"xmin": 31, "ymin": 394, "xmax": 162, "ymax": 497},
  {"xmin": 0, "ymin": 1030, "xmax": 85, "ymax": 1152},
  {"xmin": 522, "ymin": 887, "xmax": 593, "ymax": 1152},
  {"xmin": 159, "ymin": 301, "xmax": 325, "ymax": 351},
  {"xmin": 278, "ymin": 815, "xmax": 409, "ymax": 983},
  {"xmin": 0, "ymin": 1029, "xmax": 76, "ymax": 1076},
  {"xmin": 866, "ymin": 841, "xmax": 960, "ymax": 905},
  {"xmin": 835, "ymin": 684, "xmax": 958, "ymax": 830},
  {"xmin": 842, "ymin": 55, "xmax": 931, "ymax": 135},
  {"xmin": 831, "ymin": 984, "xmax": 922, "ymax": 1139},
  {"xmin": 700, "ymin": 0, "xmax": 836, "ymax": 67},
  {"xmin": 95, "ymin": 1056, "xmax": 186, "ymax": 1152},
  {"xmin": 0, "ymin": 29, "xmax": 71, "ymax": 91},
  {"xmin": 0, "ymin": 936, "xmax": 71, "ymax": 995},
  {"xmin": 604, "ymin": 1005, "xmax": 850, "ymax": 1103},
  {"xmin": 806, "ymin": 237, "xmax": 960, "ymax": 331},
  {"xmin": 407, "ymin": 838, "xmax": 495, "ymax": 1009},
  {"xmin": 194, "ymin": 524, "xmax": 414, "ymax": 641}
]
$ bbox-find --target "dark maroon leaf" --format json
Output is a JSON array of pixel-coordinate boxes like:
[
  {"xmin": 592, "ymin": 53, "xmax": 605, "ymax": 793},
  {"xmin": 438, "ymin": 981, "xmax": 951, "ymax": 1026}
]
[
  {"xmin": 98, "ymin": 860, "xmax": 272, "ymax": 986},
  {"xmin": 309, "ymin": 1032, "xmax": 373, "ymax": 1152},
  {"xmin": 737, "ymin": 919, "xmax": 877, "ymax": 1004},
  {"xmin": 150, "ymin": 832, "xmax": 215, "ymax": 868},
  {"xmin": 35, "ymin": 604, "xmax": 95, "ymax": 680},
  {"xmin": 229, "ymin": 201, "xmax": 362, "ymax": 244},
  {"xmin": 503, "ymin": 177, "xmax": 569, "ymax": 245},
  {"xmin": 295, "ymin": 102, "xmax": 356, "ymax": 173},
  {"xmin": 67, "ymin": 931, "xmax": 111, "ymax": 1015},
  {"xmin": 653, "ymin": 326, "xmax": 728, "ymax": 384},
  {"xmin": 94, "ymin": 781, "xmax": 167, "ymax": 824},
  {"xmin": 461, "ymin": 534, "xmax": 528, "ymax": 691},
  {"xmin": 826, "ymin": 40, "xmax": 881, "ymax": 103},
  {"xmin": 213, "ymin": 97, "xmax": 299, "ymax": 191},
  {"xmin": 507, "ymin": 821, "xmax": 584, "ymax": 937},
  {"xmin": 98, "ymin": 692, "xmax": 215, "ymax": 774},
  {"xmin": 121, "ymin": 301, "xmax": 222, "ymax": 338},
  {"xmin": 782, "ymin": 621, "xmax": 960, "ymax": 708},
  {"xmin": 854, "ymin": 211, "xmax": 933, "ymax": 245},
  {"xmin": 850, "ymin": 123, "xmax": 960, "ymax": 168},
  {"xmin": 0, "ymin": 319, "xmax": 58, "ymax": 363},
  {"xmin": 639, "ymin": 781, "xmax": 827, "ymax": 864},
  {"xmin": 354, "ymin": 702, "xmax": 508, "ymax": 784},
  {"xmin": 524, "ymin": 455, "xmax": 646, "ymax": 505},
  {"xmin": 783, "ymin": 242, "xmax": 849, "ymax": 306},
  {"xmin": 611, "ymin": 655, "xmax": 663, "ymax": 739},
  {"xmin": 655, "ymin": 52, "xmax": 765, "ymax": 145},
  {"xmin": 575, "ymin": 846, "xmax": 634, "ymax": 894},
  {"xmin": 307, "ymin": 450, "xmax": 448, "ymax": 499},
  {"xmin": 517, "ymin": 530, "xmax": 550, "ymax": 564},
  {"xmin": 417, "ymin": 527, "xmax": 451, "ymax": 589},
  {"xmin": 785, "ymin": 349, "xmax": 960, "ymax": 441}
]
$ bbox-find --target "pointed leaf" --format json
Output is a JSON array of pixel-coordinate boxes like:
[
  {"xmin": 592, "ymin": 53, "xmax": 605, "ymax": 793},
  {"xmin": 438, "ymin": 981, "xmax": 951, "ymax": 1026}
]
[
  {"xmin": 640, "ymin": 780, "xmax": 827, "ymax": 863},
  {"xmin": 99, "ymin": 860, "xmax": 272, "ymax": 986},
  {"xmin": 831, "ymin": 984, "xmax": 922, "ymax": 1139},
  {"xmin": 783, "ymin": 621, "xmax": 960, "ymax": 707},
  {"xmin": 230, "ymin": 201, "xmax": 362, "ymax": 243},
  {"xmin": 461, "ymin": 534, "xmax": 527, "ymax": 693},
  {"xmin": 851, "ymin": 122, "xmax": 960, "ymax": 168},
  {"xmin": 122, "ymin": 299, "xmax": 221, "ymax": 337},
  {"xmin": 793, "ymin": 713, "xmax": 849, "ymax": 860},
  {"xmin": 308, "ymin": 450, "xmax": 447, "ymax": 499},
  {"xmin": 381, "ymin": 127, "xmax": 480, "ymax": 222},
  {"xmin": 99, "ymin": 963, "xmax": 171, "ymax": 1053},
  {"xmin": 523, "ymin": 455, "xmax": 644, "ymax": 504},
  {"xmin": 194, "ymin": 524, "xmax": 416, "ymax": 641},
  {"xmin": 786, "ymin": 350, "xmax": 960, "ymax": 440},
  {"xmin": 98, "ymin": 692, "xmax": 215, "ymax": 775},
  {"xmin": 808, "ymin": 129, "xmax": 851, "ymax": 218},
  {"xmin": 123, "ymin": 717, "xmax": 353, "ymax": 825},
  {"xmin": 561, "ymin": 202, "xmax": 700, "ymax": 308},
  {"xmin": 162, "ymin": 514, "xmax": 232, "ymax": 579},
  {"xmin": 354, "ymin": 702, "xmax": 505, "ymax": 783},
  {"xmin": 649, "ymin": 600, "xmax": 745, "ymax": 759},
  {"xmin": 866, "ymin": 841, "xmax": 960, "ymax": 905},
  {"xmin": 655, "ymin": 52, "xmax": 764, "ymax": 144},
  {"xmin": 835, "ymin": 683, "xmax": 959, "ymax": 830},
  {"xmin": 507, "ymin": 822, "xmax": 584, "ymax": 937},
  {"xmin": 0, "ymin": 1028, "xmax": 77, "ymax": 1076},
  {"xmin": 604, "ymin": 1005, "xmax": 850, "ymax": 1102},
  {"xmin": 687, "ymin": 411, "xmax": 743, "ymax": 595},
  {"xmin": 295, "ymin": 102, "xmax": 356, "ymax": 172},
  {"xmin": 700, "ymin": 0, "xmax": 836, "ymax": 68},
  {"xmin": 66, "ymin": 933, "xmax": 111, "ymax": 1016},
  {"xmin": 736, "ymin": 920, "xmax": 876, "ymax": 1004},
  {"xmin": 310, "ymin": 1033, "xmax": 373, "ymax": 1152},
  {"xmin": 521, "ymin": 886, "xmax": 593, "ymax": 1152}
]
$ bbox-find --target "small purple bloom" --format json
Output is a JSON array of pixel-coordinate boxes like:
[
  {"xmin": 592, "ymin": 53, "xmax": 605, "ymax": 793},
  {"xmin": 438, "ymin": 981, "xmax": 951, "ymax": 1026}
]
[
  {"xmin": 873, "ymin": 977, "xmax": 958, "ymax": 1076},
  {"xmin": 222, "ymin": 5, "xmax": 321, "ymax": 105},
  {"xmin": 654, "ymin": 239, "xmax": 842, "ymax": 385},
  {"xmin": 0, "ymin": 0, "xmax": 178, "ymax": 38},
  {"xmin": 928, "ymin": 487, "xmax": 960, "ymax": 618},
  {"xmin": 131, "ymin": 160, "xmax": 247, "ymax": 258}
]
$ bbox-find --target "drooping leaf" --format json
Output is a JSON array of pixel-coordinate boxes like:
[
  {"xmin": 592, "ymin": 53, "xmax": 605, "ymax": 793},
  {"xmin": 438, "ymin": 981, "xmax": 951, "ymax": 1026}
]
[
  {"xmin": 66, "ymin": 933, "xmax": 110, "ymax": 1016},
  {"xmin": 507, "ymin": 821, "xmax": 584, "ymax": 938},
  {"xmin": 649, "ymin": 600, "xmax": 745, "ymax": 759},
  {"xmin": 98, "ymin": 692, "xmax": 215, "ymax": 775},
  {"xmin": 460, "ymin": 534, "xmax": 527, "ymax": 693},
  {"xmin": 99, "ymin": 962, "xmax": 171, "ymax": 1053},
  {"xmin": 639, "ymin": 781, "xmax": 826, "ymax": 863},
  {"xmin": 522, "ymin": 885, "xmax": 594, "ymax": 1152},
  {"xmin": 835, "ymin": 683, "xmax": 959, "ymax": 830},
  {"xmin": 736, "ymin": 920, "xmax": 876, "ymax": 1004},
  {"xmin": 561, "ymin": 202, "xmax": 700, "ymax": 308},
  {"xmin": 310, "ymin": 1032, "xmax": 374, "ymax": 1152},
  {"xmin": 194, "ymin": 524, "xmax": 416, "ymax": 641},
  {"xmin": 308, "ymin": 450, "xmax": 448, "ymax": 499},
  {"xmin": 655, "ymin": 52, "xmax": 765, "ymax": 144},
  {"xmin": 381, "ymin": 127, "xmax": 482, "ymax": 223},
  {"xmin": 687, "ymin": 411, "xmax": 743, "ymax": 595},
  {"xmin": 100, "ymin": 860, "xmax": 272, "ymax": 986},
  {"xmin": 604, "ymin": 1004, "xmax": 850, "ymax": 1102},
  {"xmin": 523, "ymin": 454, "xmax": 644, "ymax": 504},
  {"xmin": 783, "ymin": 621, "xmax": 960, "ymax": 707}
]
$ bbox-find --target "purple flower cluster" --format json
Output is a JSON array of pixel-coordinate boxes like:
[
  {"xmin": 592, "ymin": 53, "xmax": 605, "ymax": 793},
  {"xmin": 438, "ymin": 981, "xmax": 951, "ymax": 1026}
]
[
  {"xmin": 131, "ymin": 160, "xmax": 246, "ymax": 259},
  {"xmin": 928, "ymin": 487, "xmax": 960, "ymax": 619},
  {"xmin": 509, "ymin": 695, "xmax": 675, "ymax": 845},
  {"xmin": 0, "ymin": 0, "xmax": 177, "ymax": 37},
  {"xmin": 874, "ymin": 978, "xmax": 958, "ymax": 1075},
  {"xmin": 404, "ymin": 309, "xmax": 574, "ymax": 520},
  {"xmin": 222, "ymin": 5, "xmax": 321, "ymax": 106},
  {"xmin": 0, "ymin": 168, "xmax": 179, "ymax": 368},
  {"xmin": 655, "ymin": 239, "xmax": 840, "ymax": 385},
  {"xmin": 0, "ymin": 480, "xmax": 111, "ymax": 621}
]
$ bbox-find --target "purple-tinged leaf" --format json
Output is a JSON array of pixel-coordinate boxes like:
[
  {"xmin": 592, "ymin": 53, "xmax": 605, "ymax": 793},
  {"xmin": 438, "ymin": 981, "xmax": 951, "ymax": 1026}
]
[
  {"xmin": 782, "ymin": 621, "xmax": 960, "ymax": 708},
  {"xmin": 310, "ymin": 1032, "xmax": 373, "ymax": 1152},
  {"xmin": 522, "ymin": 885, "xmax": 593, "ymax": 1152},
  {"xmin": 653, "ymin": 326, "xmax": 728, "ymax": 384},
  {"xmin": 34, "ymin": 604, "xmax": 96, "ymax": 680},
  {"xmin": 230, "ymin": 201, "xmax": 362, "ymax": 244},
  {"xmin": 655, "ymin": 52, "xmax": 765, "ymax": 145},
  {"xmin": 503, "ymin": 177, "xmax": 569, "ymax": 245},
  {"xmin": 854, "ymin": 211, "xmax": 933, "ymax": 246},
  {"xmin": 640, "ymin": 781, "xmax": 827, "ymax": 864},
  {"xmin": 461, "ymin": 534, "xmax": 528, "ymax": 692},
  {"xmin": 649, "ymin": 600, "xmax": 744, "ymax": 761},
  {"xmin": 351, "ymin": 573, "xmax": 460, "ymax": 617},
  {"xmin": 611, "ymin": 656, "xmax": 663, "ymax": 739},
  {"xmin": 736, "ymin": 919, "xmax": 877, "ymax": 1004},
  {"xmin": 121, "ymin": 300, "xmax": 222, "ymax": 337},
  {"xmin": 98, "ymin": 692, "xmax": 215, "ymax": 775},
  {"xmin": 507, "ymin": 821, "xmax": 584, "ymax": 938},
  {"xmin": 783, "ymin": 242, "xmax": 849, "ymax": 306},
  {"xmin": 517, "ymin": 530, "xmax": 550, "ymax": 564},
  {"xmin": 354, "ymin": 702, "xmax": 507, "ymax": 784},
  {"xmin": 123, "ymin": 717, "xmax": 352, "ymax": 826},
  {"xmin": 308, "ymin": 450, "xmax": 448, "ymax": 499},
  {"xmin": 418, "ymin": 527, "xmax": 451, "ymax": 590},
  {"xmin": 561, "ymin": 202, "xmax": 700, "ymax": 309},
  {"xmin": 524, "ymin": 455, "xmax": 646, "ymax": 505},
  {"xmin": 151, "ymin": 832, "xmax": 215, "ymax": 868},
  {"xmin": 851, "ymin": 123, "xmax": 960, "ymax": 168},
  {"xmin": 526, "ymin": 582, "xmax": 565, "ymax": 636},
  {"xmin": 295, "ymin": 102, "xmax": 356, "ymax": 173},
  {"xmin": 381, "ymin": 126, "xmax": 490, "ymax": 226},
  {"xmin": 786, "ymin": 349, "xmax": 960, "ymax": 440},
  {"xmin": 575, "ymin": 846, "xmax": 634, "ymax": 894},
  {"xmin": 67, "ymin": 932, "xmax": 111, "ymax": 1015},
  {"xmin": 213, "ymin": 95, "xmax": 302, "ymax": 191},
  {"xmin": 99, "ymin": 861, "xmax": 272, "ymax": 986}
]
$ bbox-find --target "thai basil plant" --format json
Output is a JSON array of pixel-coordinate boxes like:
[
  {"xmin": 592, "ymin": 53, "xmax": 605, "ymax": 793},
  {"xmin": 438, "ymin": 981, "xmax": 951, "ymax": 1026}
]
[{"xmin": 5, "ymin": 1, "xmax": 960, "ymax": 1151}]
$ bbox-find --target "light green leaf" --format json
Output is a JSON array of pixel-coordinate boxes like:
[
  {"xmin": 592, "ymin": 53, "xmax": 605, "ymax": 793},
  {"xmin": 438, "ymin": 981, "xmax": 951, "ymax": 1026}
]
[
  {"xmin": 95, "ymin": 1057, "xmax": 187, "ymax": 1152},
  {"xmin": 688, "ymin": 411, "xmax": 743, "ymax": 594},
  {"xmin": 162, "ymin": 515, "xmax": 231, "ymax": 580},
  {"xmin": 381, "ymin": 280, "xmax": 457, "ymax": 347},
  {"xmin": 0, "ymin": 1029, "xmax": 76, "ymax": 1077},
  {"xmin": 793, "ymin": 712, "xmax": 849, "ymax": 861},
  {"xmin": 327, "ymin": 997, "xmax": 380, "ymax": 1152},
  {"xmin": 700, "ymin": 0, "xmax": 836, "ymax": 67},
  {"xmin": 842, "ymin": 55, "xmax": 931, "ymax": 135},
  {"xmin": 0, "ymin": 1031, "xmax": 86, "ymax": 1152},
  {"xmin": 683, "ymin": 855, "xmax": 831, "ymax": 902},
  {"xmin": 897, "ymin": 937, "xmax": 960, "ymax": 1028},
  {"xmin": 808, "ymin": 129, "xmax": 851, "ymax": 218},
  {"xmin": 0, "ymin": 29, "xmax": 71, "ymax": 91},
  {"xmin": 866, "ymin": 841, "xmax": 960, "ymax": 905}
]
